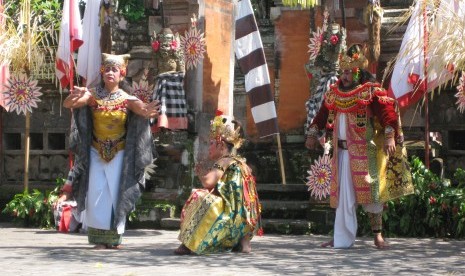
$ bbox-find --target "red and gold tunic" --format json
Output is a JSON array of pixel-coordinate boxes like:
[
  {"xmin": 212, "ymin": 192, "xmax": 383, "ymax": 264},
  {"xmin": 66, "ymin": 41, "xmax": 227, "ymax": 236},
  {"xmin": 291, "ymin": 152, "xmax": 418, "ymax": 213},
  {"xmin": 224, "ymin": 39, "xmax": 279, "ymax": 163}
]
[{"xmin": 310, "ymin": 81, "xmax": 405, "ymax": 208}]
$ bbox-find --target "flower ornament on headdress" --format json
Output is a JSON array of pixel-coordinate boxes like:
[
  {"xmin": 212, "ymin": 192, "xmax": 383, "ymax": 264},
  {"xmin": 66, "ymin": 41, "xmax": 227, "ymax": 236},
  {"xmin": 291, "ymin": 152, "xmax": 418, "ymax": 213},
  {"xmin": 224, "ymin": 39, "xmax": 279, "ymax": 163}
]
[
  {"xmin": 100, "ymin": 53, "xmax": 130, "ymax": 76},
  {"xmin": 210, "ymin": 110, "xmax": 244, "ymax": 149}
]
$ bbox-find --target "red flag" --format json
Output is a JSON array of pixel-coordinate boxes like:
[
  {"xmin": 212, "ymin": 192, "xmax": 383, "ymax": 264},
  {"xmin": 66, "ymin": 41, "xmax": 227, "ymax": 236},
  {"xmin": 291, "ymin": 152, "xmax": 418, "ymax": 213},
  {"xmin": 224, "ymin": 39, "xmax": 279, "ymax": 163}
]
[{"xmin": 55, "ymin": 0, "xmax": 83, "ymax": 89}]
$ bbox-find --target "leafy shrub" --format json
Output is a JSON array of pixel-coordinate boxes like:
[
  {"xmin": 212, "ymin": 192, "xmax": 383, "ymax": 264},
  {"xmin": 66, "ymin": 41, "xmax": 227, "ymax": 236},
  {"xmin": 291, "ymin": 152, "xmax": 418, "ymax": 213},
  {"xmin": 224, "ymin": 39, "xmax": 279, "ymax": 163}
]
[{"xmin": 2, "ymin": 178, "xmax": 65, "ymax": 228}]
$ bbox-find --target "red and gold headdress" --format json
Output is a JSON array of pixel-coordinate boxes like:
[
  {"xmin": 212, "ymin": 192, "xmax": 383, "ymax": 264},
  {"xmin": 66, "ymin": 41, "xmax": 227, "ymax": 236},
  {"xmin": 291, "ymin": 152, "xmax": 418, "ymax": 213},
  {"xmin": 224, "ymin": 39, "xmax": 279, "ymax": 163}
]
[
  {"xmin": 339, "ymin": 44, "xmax": 369, "ymax": 82},
  {"xmin": 210, "ymin": 110, "xmax": 244, "ymax": 149},
  {"xmin": 339, "ymin": 44, "xmax": 368, "ymax": 70},
  {"xmin": 101, "ymin": 53, "xmax": 130, "ymax": 76}
]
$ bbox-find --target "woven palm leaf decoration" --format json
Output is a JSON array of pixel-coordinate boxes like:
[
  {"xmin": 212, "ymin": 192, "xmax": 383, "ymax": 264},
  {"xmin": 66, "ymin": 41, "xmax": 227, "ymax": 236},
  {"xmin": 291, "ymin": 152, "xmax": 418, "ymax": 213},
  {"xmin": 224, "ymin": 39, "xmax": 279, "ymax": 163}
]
[{"xmin": 282, "ymin": 0, "xmax": 319, "ymax": 9}]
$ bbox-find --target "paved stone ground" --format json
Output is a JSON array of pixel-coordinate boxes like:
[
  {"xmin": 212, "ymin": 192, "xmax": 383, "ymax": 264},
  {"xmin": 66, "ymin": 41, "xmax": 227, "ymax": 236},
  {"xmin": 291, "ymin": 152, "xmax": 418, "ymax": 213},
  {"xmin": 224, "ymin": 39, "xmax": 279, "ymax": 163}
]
[{"xmin": 1, "ymin": 222, "xmax": 464, "ymax": 275}]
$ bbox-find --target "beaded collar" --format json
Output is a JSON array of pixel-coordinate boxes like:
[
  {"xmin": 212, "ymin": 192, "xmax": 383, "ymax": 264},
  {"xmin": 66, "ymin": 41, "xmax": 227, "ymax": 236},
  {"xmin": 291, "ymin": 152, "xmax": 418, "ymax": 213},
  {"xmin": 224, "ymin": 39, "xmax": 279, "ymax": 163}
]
[
  {"xmin": 324, "ymin": 81, "xmax": 380, "ymax": 113},
  {"xmin": 92, "ymin": 87, "xmax": 128, "ymax": 107}
]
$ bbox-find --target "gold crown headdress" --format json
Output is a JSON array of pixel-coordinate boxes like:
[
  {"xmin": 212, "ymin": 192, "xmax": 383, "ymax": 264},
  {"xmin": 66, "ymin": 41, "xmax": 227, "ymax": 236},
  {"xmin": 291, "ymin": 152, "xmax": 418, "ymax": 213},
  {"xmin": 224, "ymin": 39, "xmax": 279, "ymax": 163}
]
[
  {"xmin": 101, "ymin": 53, "xmax": 130, "ymax": 76},
  {"xmin": 339, "ymin": 44, "xmax": 368, "ymax": 71},
  {"xmin": 210, "ymin": 110, "xmax": 244, "ymax": 149}
]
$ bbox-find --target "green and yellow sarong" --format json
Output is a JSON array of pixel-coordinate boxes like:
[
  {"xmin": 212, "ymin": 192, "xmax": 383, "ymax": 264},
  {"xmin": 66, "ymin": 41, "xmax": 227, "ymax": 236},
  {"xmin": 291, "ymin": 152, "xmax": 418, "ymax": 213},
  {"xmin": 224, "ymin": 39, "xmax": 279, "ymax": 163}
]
[{"xmin": 178, "ymin": 160, "xmax": 261, "ymax": 254}]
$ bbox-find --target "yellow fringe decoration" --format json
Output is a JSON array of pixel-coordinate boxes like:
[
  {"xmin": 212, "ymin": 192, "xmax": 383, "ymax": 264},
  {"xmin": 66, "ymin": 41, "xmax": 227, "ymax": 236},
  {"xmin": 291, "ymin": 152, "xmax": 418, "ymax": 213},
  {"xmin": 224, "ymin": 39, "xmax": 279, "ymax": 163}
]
[{"xmin": 281, "ymin": 0, "xmax": 318, "ymax": 9}]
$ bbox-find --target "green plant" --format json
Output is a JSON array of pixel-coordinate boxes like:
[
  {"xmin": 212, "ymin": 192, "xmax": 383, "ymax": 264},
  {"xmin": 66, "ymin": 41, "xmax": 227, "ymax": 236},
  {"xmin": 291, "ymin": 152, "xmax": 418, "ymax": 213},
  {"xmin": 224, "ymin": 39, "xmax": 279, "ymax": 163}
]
[
  {"xmin": 128, "ymin": 200, "xmax": 176, "ymax": 222},
  {"xmin": 2, "ymin": 178, "xmax": 65, "ymax": 228},
  {"xmin": 117, "ymin": 0, "xmax": 146, "ymax": 22}
]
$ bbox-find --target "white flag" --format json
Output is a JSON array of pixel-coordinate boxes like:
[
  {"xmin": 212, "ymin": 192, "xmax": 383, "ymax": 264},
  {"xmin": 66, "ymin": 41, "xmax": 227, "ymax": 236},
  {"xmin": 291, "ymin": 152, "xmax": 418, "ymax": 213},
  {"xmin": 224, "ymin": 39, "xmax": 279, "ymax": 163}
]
[
  {"xmin": 77, "ymin": 0, "xmax": 101, "ymax": 88},
  {"xmin": 388, "ymin": 0, "xmax": 458, "ymax": 108}
]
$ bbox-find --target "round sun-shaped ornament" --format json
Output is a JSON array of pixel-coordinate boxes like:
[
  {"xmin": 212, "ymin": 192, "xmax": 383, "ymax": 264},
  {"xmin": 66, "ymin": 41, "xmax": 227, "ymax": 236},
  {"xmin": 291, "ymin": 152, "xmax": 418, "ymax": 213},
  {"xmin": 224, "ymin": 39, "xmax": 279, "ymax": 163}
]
[
  {"xmin": 455, "ymin": 72, "xmax": 465, "ymax": 113},
  {"xmin": 132, "ymin": 79, "xmax": 153, "ymax": 103},
  {"xmin": 180, "ymin": 27, "xmax": 206, "ymax": 70},
  {"xmin": 306, "ymin": 154, "xmax": 332, "ymax": 200},
  {"xmin": 308, "ymin": 27, "xmax": 324, "ymax": 62},
  {"xmin": 2, "ymin": 74, "xmax": 42, "ymax": 115}
]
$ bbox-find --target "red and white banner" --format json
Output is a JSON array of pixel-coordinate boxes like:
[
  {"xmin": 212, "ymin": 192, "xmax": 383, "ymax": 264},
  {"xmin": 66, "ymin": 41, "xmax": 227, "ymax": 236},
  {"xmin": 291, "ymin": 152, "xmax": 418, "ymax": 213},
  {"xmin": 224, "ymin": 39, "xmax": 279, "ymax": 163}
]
[
  {"xmin": 388, "ymin": 0, "xmax": 460, "ymax": 108},
  {"xmin": 55, "ymin": 0, "xmax": 83, "ymax": 89},
  {"xmin": 77, "ymin": 0, "xmax": 101, "ymax": 88}
]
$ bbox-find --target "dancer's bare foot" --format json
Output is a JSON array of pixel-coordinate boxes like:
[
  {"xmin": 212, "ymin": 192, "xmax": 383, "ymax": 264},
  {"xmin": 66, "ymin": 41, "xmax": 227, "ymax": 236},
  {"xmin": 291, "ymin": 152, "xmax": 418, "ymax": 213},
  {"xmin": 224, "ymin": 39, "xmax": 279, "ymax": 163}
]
[
  {"xmin": 93, "ymin": 244, "xmax": 107, "ymax": 250},
  {"xmin": 240, "ymin": 237, "xmax": 252, "ymax": 253},
  {"xmin": 321, "ymin": 239, "xmax": 334, "ymax": 248},
  {"xmin": 374, "ymin": 233, "xmax": 389, "ymax": 249},
  {"xmin": 174, "ymin": 244, "xmax": 192, "ymax": 255}
]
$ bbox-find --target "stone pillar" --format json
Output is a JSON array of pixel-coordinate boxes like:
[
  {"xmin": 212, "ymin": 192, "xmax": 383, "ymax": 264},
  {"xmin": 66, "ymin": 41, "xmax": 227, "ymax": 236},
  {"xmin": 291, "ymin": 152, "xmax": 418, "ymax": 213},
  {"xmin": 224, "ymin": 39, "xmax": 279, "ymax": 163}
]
[
  {"xmin": 196, "ymin": 0, "xmax": 235, "ymax": 163},
  {"xmin": 202, "ymin": 0, "xmax": 235, "ymax": 115}
]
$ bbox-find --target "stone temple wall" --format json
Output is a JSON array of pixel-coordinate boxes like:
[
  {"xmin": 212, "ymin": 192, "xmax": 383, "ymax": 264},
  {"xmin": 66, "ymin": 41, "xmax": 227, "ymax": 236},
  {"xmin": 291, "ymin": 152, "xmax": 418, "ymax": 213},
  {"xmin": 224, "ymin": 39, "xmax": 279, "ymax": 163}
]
[{"xmin": 1, "ymin": 86, "xmax": 71, "ymax": 184}]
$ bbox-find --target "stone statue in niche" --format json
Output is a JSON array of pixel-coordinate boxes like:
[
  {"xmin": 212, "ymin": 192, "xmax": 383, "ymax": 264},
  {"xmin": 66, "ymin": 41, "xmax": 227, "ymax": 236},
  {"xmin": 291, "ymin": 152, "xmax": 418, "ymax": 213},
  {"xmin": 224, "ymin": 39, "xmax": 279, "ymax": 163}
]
[
  {"xmin": 151, "ymin": 28, "xmax": 185, "ymax": 76},
  {"xmin": 150, "ymin": 27, "xmax": 188, "ymax": 130}
]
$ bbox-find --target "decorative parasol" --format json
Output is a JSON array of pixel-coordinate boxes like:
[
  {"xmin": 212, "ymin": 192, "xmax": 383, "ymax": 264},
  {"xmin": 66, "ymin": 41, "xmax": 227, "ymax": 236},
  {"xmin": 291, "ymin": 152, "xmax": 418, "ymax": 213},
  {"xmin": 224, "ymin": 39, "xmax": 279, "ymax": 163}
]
[
  {"xmin": 180, "ymin": 14, "xmax": 206, "ymax": 70},
  {"xmin": 306, "ymin": 154, "xmax": 332, "ymax": 200},
  {"xmin": 2, "ymin": 73, "xmax": 42, "ymax": 115}
]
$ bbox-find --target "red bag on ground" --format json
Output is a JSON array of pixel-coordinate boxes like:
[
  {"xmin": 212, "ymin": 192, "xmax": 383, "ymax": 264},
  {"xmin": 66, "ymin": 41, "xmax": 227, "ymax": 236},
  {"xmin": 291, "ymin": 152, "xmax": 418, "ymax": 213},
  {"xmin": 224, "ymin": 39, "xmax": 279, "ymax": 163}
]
[{"xmin": 58, "ymin": 206, "xmax": 73, "ymax": 233}]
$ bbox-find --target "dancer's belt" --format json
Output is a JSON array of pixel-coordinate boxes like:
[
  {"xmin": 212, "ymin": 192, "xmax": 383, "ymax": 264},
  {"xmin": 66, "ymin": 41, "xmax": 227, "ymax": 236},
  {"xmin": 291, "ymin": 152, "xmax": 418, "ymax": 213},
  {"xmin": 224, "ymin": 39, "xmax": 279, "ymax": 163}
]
[
  {"xmin": 92, "ymin": 136, "xmax": 125, "ymax": 162},
  {"xmin": 338, "ymin": 140, "xmax": 348, "ymax": 150}
]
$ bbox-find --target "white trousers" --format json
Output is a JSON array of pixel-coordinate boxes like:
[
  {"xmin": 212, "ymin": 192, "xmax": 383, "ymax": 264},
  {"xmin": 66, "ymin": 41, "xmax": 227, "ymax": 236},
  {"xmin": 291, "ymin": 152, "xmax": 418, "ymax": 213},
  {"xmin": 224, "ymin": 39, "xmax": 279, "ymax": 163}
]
[
  {"xmin": 85, "ymin": 147, "xmax": 126, "ymax": 234},
  {"xmin": 333, "ymin": 114, "xmax": 382, "ymax": 248}
]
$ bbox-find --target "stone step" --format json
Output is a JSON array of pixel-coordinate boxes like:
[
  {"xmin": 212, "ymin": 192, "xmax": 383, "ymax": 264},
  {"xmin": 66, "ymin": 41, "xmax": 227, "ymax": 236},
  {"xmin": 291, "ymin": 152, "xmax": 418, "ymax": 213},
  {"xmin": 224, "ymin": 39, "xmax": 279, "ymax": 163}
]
[
  {"xmin": 142, "ymin": 189, "xmax": 178, "ymax": 201},
  {"xmin": 261, "ymin": 218, "xmax": 312, "ymax": 235},
  {"xmin": 260, "ymin": 200, "xmax": 310, "ymax": 220},
  {"xmin": 257, "ymin": 184, "xmax": 310, "ymax": 201},
  {"xmin": 160, "ymin": 218, "xmax": 181, "ymax": 230},
  {"xmin": 261, "ymin": 200, "xmax": 310, "ymax": 211},
  {"xmin": 383, "ymin": 8, "xmax": 410, "ymax": 18},
  {"xmin": 257, "ymin": 183, "xmax": 307, "ymax": 192}
]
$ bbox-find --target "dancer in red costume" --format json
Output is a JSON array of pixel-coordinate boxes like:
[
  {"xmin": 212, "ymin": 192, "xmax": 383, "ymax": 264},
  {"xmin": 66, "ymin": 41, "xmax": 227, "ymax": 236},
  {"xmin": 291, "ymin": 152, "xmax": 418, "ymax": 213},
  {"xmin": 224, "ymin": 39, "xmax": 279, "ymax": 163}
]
[{"xmin": 306, "ymin": 45, "xmax": 413, "ymax": 249}]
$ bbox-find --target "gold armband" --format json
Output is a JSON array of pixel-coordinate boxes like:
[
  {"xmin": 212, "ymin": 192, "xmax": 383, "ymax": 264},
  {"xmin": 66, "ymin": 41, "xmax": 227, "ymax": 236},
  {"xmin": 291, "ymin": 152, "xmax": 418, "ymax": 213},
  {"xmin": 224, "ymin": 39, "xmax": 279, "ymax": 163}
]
[
  {"xmin": 384, "ymin": 126, "xmax": 395, "ymax": 140},
  {"xmin": 212, "ymin": 163, "xmax": 225, "ymax": 172}
]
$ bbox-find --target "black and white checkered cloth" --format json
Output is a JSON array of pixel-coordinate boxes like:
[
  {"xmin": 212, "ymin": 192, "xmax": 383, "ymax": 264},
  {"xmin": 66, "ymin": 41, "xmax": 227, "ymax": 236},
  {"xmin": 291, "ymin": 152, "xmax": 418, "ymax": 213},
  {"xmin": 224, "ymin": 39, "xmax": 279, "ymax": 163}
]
[
  {"xmin": 304, "ymin": 72, "xmax": 338, "ymax": 135},
  {"xmin": 152, "ymin": 71, "xmax": 187, "ymax": 121}
]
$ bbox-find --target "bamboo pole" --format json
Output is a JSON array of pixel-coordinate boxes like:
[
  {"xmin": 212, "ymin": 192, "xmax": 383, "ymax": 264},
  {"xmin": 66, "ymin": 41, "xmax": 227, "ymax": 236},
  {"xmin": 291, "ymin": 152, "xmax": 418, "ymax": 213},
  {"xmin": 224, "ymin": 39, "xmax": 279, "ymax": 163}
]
[
  {"xmin": 422, "ymin": 0, "xmax": 430, "ymax": 169},
  {"xmin": 340, "ymin": 0, "xmax": 346, "ymax": 28},
  {"xmin": 276, "ymin": 133, "xmax": 286, "ymax": 185},
  {"xmin": 24, "ymin": 0, "xmax": 31, "ymax": 193},
  {"xmin": 68, "ymin": 0, "xmax": 75, "ymax": 169},
  {"xmin": 24, "ymin": 112, "xmax": 30, "ymax": 193}
]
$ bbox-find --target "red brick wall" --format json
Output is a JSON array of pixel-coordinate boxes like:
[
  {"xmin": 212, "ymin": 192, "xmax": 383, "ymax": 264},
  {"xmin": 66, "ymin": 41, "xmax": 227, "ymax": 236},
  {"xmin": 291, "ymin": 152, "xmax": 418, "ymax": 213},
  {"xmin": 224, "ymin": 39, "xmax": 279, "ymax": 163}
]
[
  {"xmin": 274, "ymin": 10, "xmax": 312, "ymax": 133},
  {"xmin": 203, "ymin": 0, "xmax": 234, "ymax": 115}
]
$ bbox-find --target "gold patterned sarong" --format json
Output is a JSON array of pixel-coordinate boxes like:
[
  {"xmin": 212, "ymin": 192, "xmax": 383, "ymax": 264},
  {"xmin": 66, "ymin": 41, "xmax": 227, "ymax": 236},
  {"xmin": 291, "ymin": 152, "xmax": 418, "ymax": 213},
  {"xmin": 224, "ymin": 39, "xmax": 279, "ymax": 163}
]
[{"xmin": 178, "ymin": 160, "xmax": 261, "ymax": 254}]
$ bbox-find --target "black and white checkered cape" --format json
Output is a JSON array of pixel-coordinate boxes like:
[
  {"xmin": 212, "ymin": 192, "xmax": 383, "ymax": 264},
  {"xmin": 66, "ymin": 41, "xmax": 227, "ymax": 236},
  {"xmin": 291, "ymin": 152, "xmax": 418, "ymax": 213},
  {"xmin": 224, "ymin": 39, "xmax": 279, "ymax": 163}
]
[{"xmin": 304, "ymin": 72, "xmax": 338, "ymax": 135}]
